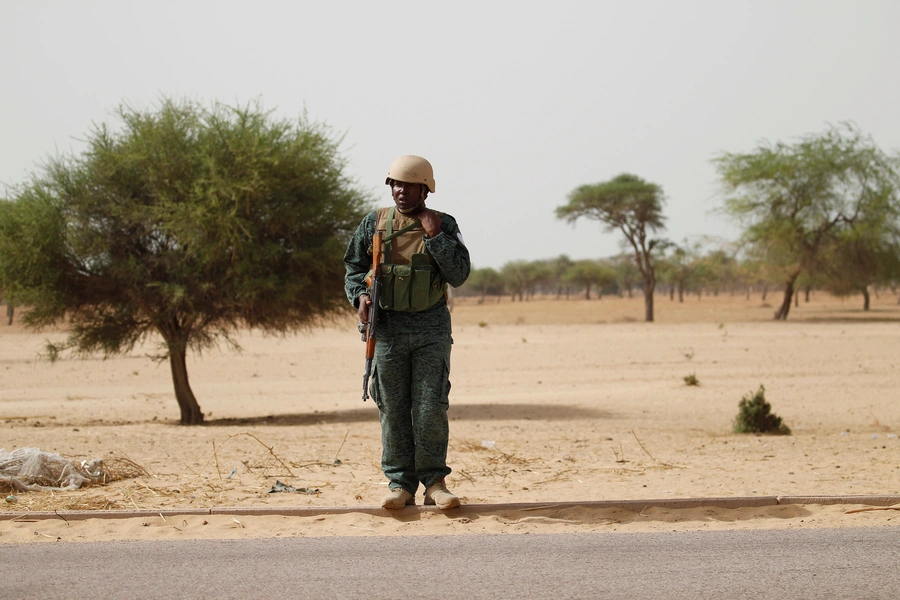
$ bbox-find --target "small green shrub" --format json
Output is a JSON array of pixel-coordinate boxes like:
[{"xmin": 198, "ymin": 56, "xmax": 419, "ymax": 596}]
[
  {"xmin": 683, "ymin": 373, "xmax": 699, "ymax": 386},
  {"xmin": 733, "ymin": 385, "xmax": 791, "ymax": 435}
]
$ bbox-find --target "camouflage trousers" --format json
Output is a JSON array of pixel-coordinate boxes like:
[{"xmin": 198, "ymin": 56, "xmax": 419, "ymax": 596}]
[{"xmin": 370, "ymin": 331, "xmax": 452, "ymax": 495}]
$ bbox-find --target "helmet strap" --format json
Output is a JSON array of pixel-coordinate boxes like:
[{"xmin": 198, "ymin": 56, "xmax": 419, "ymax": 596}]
[
  {"xmin": 396, "ymin": 204, "xmax": 421, "ymax": 215},
  {"xmin": 395, "ymin": 187, "xmax": 428, "ymax": 215}
]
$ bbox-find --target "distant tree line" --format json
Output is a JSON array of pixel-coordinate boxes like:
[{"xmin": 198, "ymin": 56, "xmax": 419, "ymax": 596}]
[
  {"xmin": 455, "ymin": 239, "xmax": 900, "ymax": 309},
  {"xmin": 457, "ymin": 123, "xmax": 900, "ymax": 321}
]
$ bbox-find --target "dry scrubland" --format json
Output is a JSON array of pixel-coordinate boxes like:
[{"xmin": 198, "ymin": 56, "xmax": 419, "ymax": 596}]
[{"xmin": 1, "ymin": 292, "xmax": 899, "ymax": 541}]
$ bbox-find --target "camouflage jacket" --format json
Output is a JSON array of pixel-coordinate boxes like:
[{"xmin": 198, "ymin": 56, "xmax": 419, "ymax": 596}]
[{"xmin": 344, "ymin": 208, "xmax": 470, "ymax": 335}]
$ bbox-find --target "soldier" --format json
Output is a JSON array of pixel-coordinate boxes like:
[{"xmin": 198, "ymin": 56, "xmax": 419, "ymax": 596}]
[{"xmin": 344, "ymin": 155, "xmax": 470, "ymax": 509}]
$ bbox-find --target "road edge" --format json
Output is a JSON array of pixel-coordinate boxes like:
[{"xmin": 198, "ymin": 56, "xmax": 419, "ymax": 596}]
[{"xmin": 3, "ymin": 494, "xmax": 899, "ymax": 521}]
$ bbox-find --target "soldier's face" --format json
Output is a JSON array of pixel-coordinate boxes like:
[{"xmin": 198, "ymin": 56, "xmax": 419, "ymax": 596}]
[{"xmin": 391, "ymin": 180, "xmax": 424, "ymax": 212}]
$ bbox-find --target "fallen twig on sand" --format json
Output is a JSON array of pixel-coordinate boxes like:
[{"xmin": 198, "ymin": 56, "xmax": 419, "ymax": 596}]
[
  {"xmin": 487, "ymin": 451, "xmax": 528, "ymax": 466},
  {"xmin": 213, "ymin": 441, "xmax": 221, "ymax": 480},
  {"xmin": 456, "ymin": 470, "xmax": 477, "ymax": 484},
  {"xmin": 845, "ymin": 506, "xmax": 900, "ymax": 514},
  {"xmin": 631, "ymin": 429, "xmax": 656, "ymax": 461},
  {"xmin": 199, "ymin": 432, "xmax": 296, "ymax": 480},
  {"xmin": 334, "ymin": 429, "xmax": 349, "ymax": 463},
  {"xmin": 353, "ymin": 484, "xmax": 368, "ymax": 502},
  {"xmin": 530, "ymin": 469, "xmax": 572, "ymax": 486},
  {"xmin": 134, "ymin": 480, "xmax": 161, "ymax": 496},
  {"xmin": 631, "ymin": 429, "xmax": 678, "ymax": 468}
]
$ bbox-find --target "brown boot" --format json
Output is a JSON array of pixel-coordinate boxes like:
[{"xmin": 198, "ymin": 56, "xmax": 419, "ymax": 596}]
[
  {"xmin": 381, "ymin": 488, "xmax": 414, "ymax": 509},
  {"xmin": 424, "ymin": 479, "xmax": 460, "ymax": 509}
]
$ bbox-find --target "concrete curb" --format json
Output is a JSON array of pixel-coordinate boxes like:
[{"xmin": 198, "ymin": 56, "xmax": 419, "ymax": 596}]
[{"xmin": 2, "ymin": 495, "xmax": 898, "ymax": 522}]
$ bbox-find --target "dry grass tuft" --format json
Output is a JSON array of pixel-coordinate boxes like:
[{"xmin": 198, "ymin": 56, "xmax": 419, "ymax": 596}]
[
  {"xmin": 90, "ymin": 454, "xmax": 151, "ymax": 485},
  {"xmin": 10, "ymin": 494, "xmax": 127, "ymax": 513},
  {"xmin": 200, "ymin": 432, "xmax": 296, "ymax": 480}
]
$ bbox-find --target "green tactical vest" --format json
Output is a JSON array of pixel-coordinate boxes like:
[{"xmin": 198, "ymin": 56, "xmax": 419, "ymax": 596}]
[{"xmin": 371, "ymin": 206, "xmax": 447, "ymax": 312}]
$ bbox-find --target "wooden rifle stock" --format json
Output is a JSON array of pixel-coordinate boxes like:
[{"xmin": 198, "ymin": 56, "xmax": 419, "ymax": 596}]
[{"xmin": 361, "ymin": 231, "xmax": 383, "ymax": 401}]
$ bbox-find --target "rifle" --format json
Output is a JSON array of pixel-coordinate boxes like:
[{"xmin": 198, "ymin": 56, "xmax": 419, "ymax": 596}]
[{"xmin": 360, "ymin": 231, "xmax": 383, "ymax": 401}]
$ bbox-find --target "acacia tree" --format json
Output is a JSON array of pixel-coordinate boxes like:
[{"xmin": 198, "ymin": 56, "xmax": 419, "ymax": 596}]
[
  {"xmin": 608, "ymin": 253, "xmax": 641, "ymax": 298},
  {"xmin": 556, "ymin": 174, "xmax": 667, "ymax": 321},
  {"xmin": 658, "ymin": 240, "xmax": 703, "ymax": 302},
  {"xmin": 524, "ymin": 260, "xmax": 554, "ymax": 299},
  {"xmin": 500, "ymin": 260, "xmax": 550, "ymax": 301},
  {"xmin": 550, "ymin": 254, "xmax": 574, "ymax": 298},
  {"xmin": 463, "ymin": 266, "xmax": 505, "ymax": 302},
  {"xmin": 0, "ymin": 98, "xmax": 370, "ymax": 424},
  {"xmin": 714, "ymin": 123, "xmax": 900, "ymax": 320},
  {"xmin": 562, "ymin": 259, "xmax": 617, "ymax": 299},
  {"xmin": 699, "ymin": 249, "xmax": 741, "ymax": 296},
  {"xmin": 500, "ymin": 260, "xmax": 529, "ymax": 301},
  {"xmin": 814, "ymin": 225, "xmax": 900, "ymax": 310}
]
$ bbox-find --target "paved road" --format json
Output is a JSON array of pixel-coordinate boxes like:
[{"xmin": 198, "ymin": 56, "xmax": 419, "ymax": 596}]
[{"xmin": 2, "ymin": 527, "xmax": 898, "ymax": 599}]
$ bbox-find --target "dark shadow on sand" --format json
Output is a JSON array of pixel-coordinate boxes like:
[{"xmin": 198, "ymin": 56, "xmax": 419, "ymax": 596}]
[
  {"xmin": 795, "ymin": 307, "xmax": 900, "ymax": 324},
  {"xmin": 205, "ymin": 403, "xmax": 612, "ymax": 427},
  {"xmin": 801, "ymin": 316, "xmax": 900, "ymax": 323}
]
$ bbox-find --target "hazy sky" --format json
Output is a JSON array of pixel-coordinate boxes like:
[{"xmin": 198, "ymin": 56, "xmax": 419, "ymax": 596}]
[{"xmin": 2, "ymin": 1, "xmax": 898, "ymax": 268}]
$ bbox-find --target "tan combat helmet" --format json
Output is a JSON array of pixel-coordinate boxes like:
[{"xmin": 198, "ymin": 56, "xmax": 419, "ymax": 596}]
[{"xmin": 385, "ymin": 155, "xmax": 436, "ymax": 193}]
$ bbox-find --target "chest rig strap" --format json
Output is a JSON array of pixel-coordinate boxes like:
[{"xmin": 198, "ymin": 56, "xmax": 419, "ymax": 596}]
[{"xmin": 382, "ymin": 207, "xmax": 423, "ymax": 261}]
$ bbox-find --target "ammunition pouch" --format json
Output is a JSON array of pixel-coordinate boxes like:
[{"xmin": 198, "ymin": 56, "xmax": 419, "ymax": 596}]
[{"xmin": 376, "ymin": 253, "xmax": 446, "ymax": 312}]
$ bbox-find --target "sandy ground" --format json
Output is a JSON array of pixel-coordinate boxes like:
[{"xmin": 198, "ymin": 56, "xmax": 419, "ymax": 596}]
[{"xmin": 1, "ymin": 292, "xmax": 899, "ymax": 543}]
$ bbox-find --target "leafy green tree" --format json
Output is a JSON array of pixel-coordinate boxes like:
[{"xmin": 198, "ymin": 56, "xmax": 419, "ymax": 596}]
[
  {"xmin": 658, "ymin": 240, "xmax": 703, "ymax": 302},
  {"xmin": 500, "ymin": 260, "xmax": 551, "ymax": 301},
  {"xmin": 699, "ymin": 249, "xmax": 741, "ymax": 296},
  {"xmin": 562, "ymin": 259, "xmax": 616, "ymax": 299},
  {"xmin": 525, "ymin": 260, "xmax": 554, "ymax": 299},
  {"xmin": 738, "ymin": 255, "xmax": 767, "ymax": 300},
  {"xmin": 814, "ymin": 226, "xmax": 900, "ymax": 310},
  {"xmin": 0, "ymin": 98, "xmax": 370, "ymax": 424},
  {"xmin": 690, "ymin": 257, "xmax": 717, "ymax": 300},
  {"xmin": 500, "ymin": 260, "xmax": 529, "ymax": 302},
  {"xmin": 609, "ymin": 253, "xmax": 641, "ymax": 299},
  {"xmin": 730, "ymin": 251, "xmax": 763, "ymax": 299},
  {"xmin": 655, "ymin": 249, "xmax": 678, "ymax": 301},
  {"xmin": 738, "ymin": 239, "xmax": 793, "ymax": 301},
  {"xmin": 462, "ymin": 266, "xmax": 505, "ymax": 302},
  {"xmin": 550, "ymin": 254, "xmax": 575, "ymax": 298},
  {"xmin": 556, "ymin": 173, "xmax": 668, "ymax": 321},
  {"xmin": 714, "ymin": 123, "xmax": 900, "ymax": 320}
]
